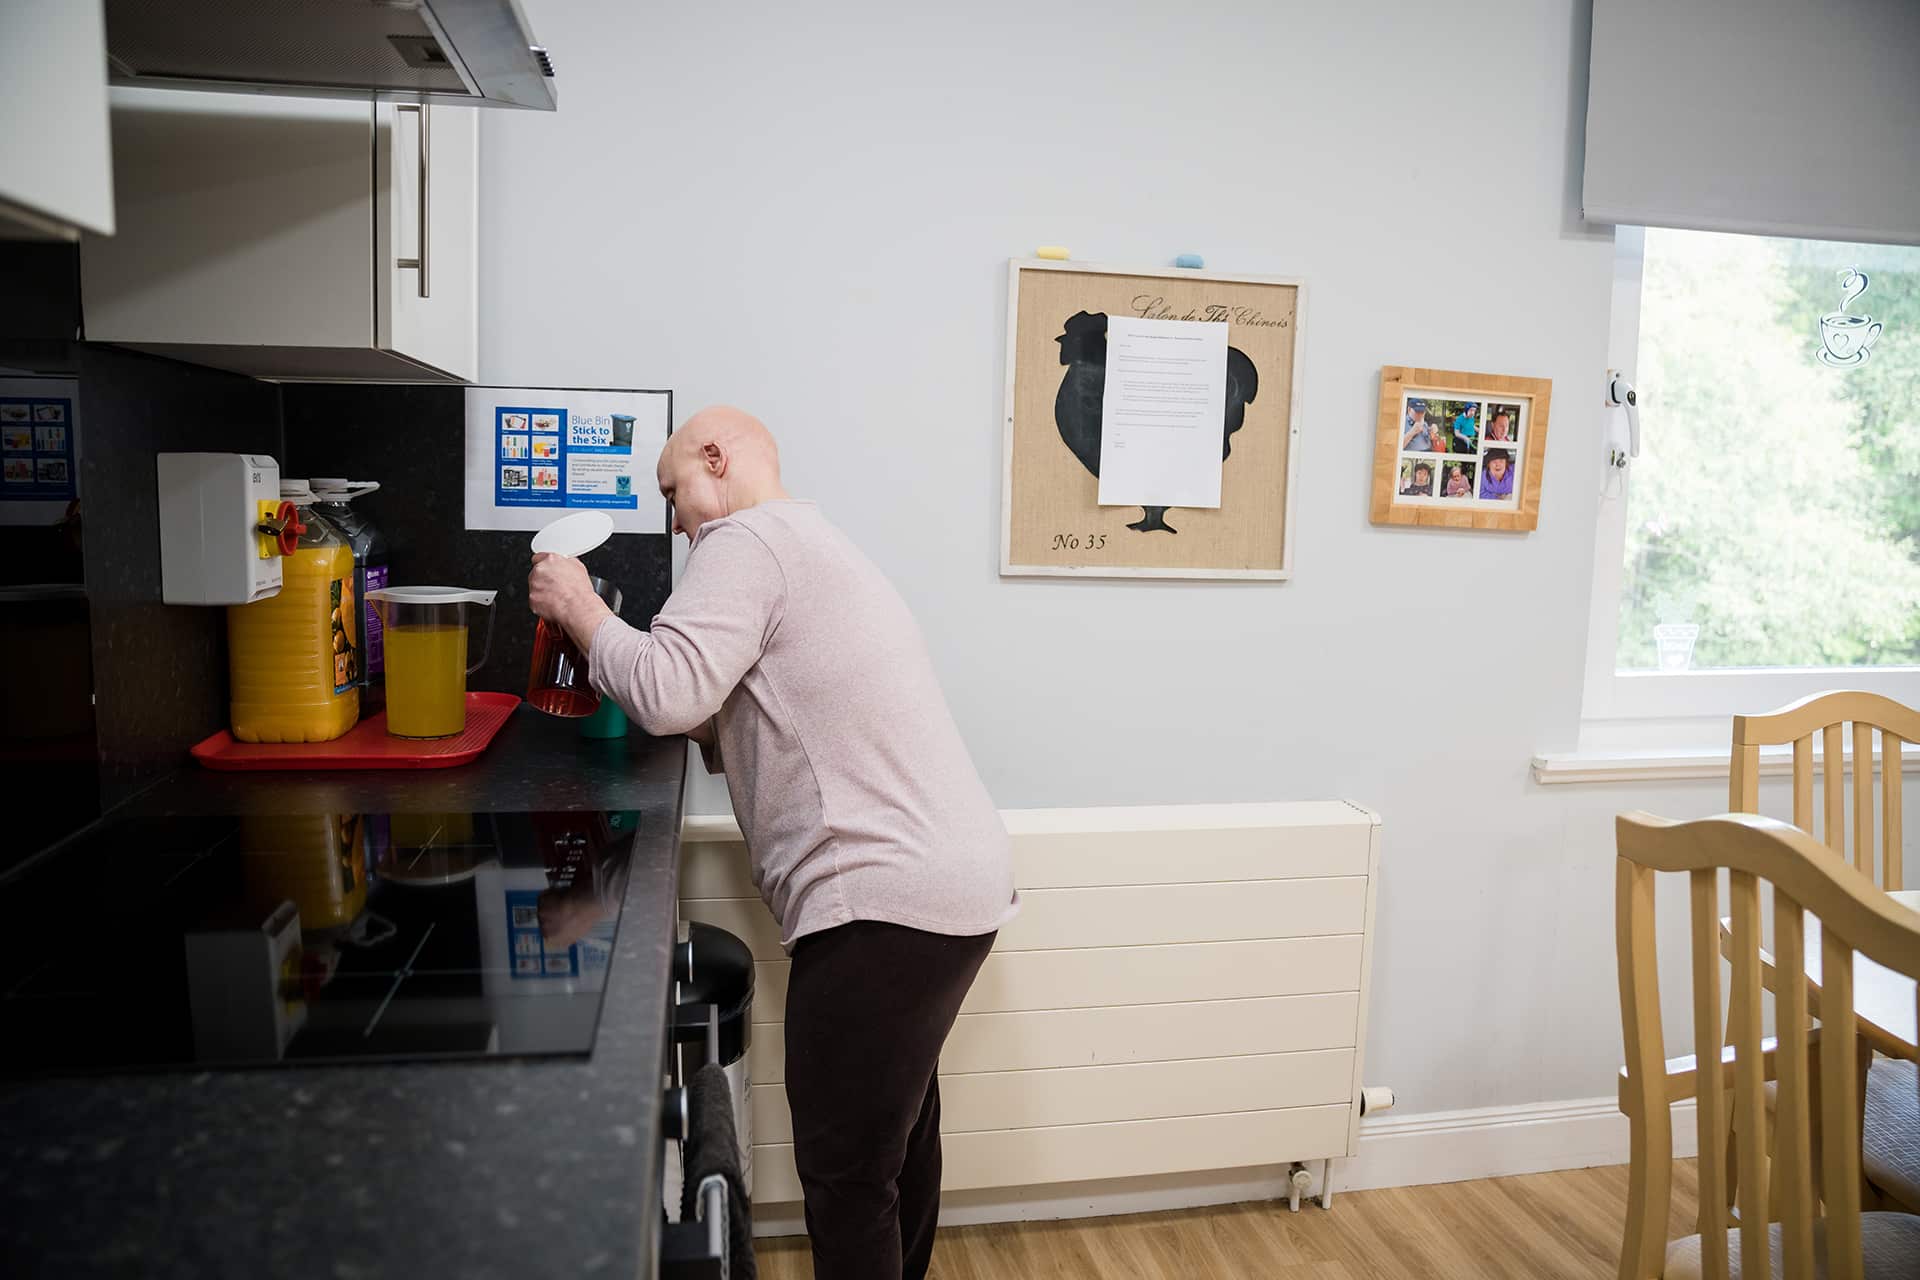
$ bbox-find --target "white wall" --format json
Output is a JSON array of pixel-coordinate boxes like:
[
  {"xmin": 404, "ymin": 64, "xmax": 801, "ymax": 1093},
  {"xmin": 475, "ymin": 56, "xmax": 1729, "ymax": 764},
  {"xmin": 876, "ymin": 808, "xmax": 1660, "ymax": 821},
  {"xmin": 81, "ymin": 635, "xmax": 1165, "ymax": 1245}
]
[{"xmin": 476, "ymin": 0, "xmax": 1881, "ymax": 1119}]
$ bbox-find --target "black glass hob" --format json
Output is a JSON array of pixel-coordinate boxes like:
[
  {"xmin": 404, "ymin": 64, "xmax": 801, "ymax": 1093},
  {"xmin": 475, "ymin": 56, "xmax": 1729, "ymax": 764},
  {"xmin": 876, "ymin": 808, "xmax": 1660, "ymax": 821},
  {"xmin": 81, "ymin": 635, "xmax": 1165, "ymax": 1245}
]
[{"xmin": 0, "ymin": 809, "xmax": 638, "ymax": 1075}]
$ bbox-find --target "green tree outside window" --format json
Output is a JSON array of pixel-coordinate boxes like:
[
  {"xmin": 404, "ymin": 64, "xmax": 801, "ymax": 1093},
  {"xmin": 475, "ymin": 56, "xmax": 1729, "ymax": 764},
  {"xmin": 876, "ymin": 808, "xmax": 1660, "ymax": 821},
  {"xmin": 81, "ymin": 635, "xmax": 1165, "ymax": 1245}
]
[{"xmin": 1618, "ymin": 230, "xmax": 1920, "ymax": 670}]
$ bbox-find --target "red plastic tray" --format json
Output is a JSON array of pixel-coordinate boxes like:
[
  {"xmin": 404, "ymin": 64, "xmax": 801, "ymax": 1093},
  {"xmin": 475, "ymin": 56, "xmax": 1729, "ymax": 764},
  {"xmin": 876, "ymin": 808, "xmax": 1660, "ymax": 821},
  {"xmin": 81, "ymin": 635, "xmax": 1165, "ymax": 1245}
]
[{"xmin": 190, "ymin": 692, "xmax": 521, "ymax": 771}]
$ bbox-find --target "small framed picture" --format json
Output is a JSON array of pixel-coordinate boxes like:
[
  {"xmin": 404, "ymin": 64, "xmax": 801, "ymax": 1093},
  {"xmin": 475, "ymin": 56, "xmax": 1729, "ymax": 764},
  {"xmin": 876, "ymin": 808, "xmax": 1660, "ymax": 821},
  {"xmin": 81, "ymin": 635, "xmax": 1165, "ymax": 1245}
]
[{"xmin": 1371, "ymin": 366, "xmax": 1552, "ymax": 531}]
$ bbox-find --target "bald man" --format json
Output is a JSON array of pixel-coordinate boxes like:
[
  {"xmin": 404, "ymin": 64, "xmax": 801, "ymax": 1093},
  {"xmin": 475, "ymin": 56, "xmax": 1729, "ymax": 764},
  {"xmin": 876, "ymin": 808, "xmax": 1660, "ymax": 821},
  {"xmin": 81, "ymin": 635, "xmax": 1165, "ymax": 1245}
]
[{"xmin": 529, "ymin": 407, "xmax": 1017, "ymax": 1280}]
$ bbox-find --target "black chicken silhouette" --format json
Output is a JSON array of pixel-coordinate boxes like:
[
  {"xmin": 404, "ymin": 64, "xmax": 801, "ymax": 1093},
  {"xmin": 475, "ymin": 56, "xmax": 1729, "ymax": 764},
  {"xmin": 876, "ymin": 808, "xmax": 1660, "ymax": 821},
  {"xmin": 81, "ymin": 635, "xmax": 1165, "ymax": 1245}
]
[{"xmin": 1053, "ymin": 310, "xmax": 1258, "ymax": 533}]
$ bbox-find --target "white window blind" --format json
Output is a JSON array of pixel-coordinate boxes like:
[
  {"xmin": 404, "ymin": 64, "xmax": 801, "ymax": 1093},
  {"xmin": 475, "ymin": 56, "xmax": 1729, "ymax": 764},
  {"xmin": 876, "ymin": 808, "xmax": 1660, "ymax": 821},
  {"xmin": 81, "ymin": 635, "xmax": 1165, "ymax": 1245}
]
[{"xmin": 1583, "ymin": 0, "xmax": 1920, "ymax": 246}]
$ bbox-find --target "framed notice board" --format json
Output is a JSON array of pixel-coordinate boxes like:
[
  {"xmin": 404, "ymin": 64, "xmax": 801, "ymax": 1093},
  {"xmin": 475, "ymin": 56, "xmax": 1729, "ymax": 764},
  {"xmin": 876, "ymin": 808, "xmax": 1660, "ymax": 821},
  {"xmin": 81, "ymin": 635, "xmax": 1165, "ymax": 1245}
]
[
  {"xmin": 0, "ymin": 375, "xmax": 79, "ymax": 524},
  {"xmin": 1000, "ymin": 259, "xmax": 1305, "ymax": 579}
]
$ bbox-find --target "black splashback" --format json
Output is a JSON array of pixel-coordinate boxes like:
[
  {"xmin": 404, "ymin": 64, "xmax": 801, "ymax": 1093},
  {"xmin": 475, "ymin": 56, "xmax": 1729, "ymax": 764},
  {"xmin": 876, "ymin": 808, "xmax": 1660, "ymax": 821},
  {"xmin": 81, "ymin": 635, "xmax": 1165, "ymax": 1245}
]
[
  {"xmin": 281, "ymin": 384, "xmax": 671, "ymax": 698},
  {"xmin": 76, "ymin": 345, "xmax": 283, "ymax": 786}
]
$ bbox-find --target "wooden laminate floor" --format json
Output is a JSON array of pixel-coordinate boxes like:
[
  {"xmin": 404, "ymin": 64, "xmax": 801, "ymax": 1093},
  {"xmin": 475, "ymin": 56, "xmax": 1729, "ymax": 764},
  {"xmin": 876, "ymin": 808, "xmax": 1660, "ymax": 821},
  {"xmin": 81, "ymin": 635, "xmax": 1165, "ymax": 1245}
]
[{"xmin": 755, "ymin": 1161, "xmax": 1700, "ymax": 1279}]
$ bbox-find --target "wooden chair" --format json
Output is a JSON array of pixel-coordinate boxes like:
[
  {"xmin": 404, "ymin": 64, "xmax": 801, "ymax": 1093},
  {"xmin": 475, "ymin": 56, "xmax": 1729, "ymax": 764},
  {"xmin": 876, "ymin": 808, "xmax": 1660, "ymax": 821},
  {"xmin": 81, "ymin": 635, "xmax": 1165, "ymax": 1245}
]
[
  {"xmin": 1731, "ymin": 691, "xmax": 1920, "ymax": 1213},
  {"xmin": 1729, "ymin": 690, "xmax": 1912, "ymax": 893},
  {"xmin": 1615, "ymin": 811, "xmax": 1920, "ymax": 1279}
]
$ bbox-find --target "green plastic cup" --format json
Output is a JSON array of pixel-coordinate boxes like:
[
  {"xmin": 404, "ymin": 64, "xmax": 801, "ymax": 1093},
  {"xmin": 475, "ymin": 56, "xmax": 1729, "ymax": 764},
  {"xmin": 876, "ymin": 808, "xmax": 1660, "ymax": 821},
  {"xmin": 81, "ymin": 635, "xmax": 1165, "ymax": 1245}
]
[{"xmin": 577, "ymin": 697, "xmax": 630, "ymax": 739}]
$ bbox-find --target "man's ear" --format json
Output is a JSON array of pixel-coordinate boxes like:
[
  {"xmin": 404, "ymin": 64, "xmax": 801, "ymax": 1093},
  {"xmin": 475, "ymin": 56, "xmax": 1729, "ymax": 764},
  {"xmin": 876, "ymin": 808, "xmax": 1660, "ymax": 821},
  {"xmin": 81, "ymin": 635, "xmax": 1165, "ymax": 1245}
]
[{"xmin": 701, "ymin": 442, "xmax": 726, "ymax": 476}]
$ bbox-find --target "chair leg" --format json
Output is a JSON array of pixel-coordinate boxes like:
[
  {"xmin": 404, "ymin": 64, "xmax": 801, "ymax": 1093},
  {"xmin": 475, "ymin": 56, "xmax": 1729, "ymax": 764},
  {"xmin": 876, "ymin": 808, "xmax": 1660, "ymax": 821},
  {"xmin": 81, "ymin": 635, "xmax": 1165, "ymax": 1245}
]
[
  {"xmin": 1723, "ymin": 1093, "xmax": 1741, "ymax": 1213},
  {"xmin": 1764, "ymin": 1088, "xmax": 1785, "ymax": 1222},
  {"xmin": 1807, "ymin": 1046, "xmax": 1825, "ymax": 1206},
  {"xmin": 1722, "ymin": 991, "xmax": 1748, "ymax": 1215},
  {"xmin": 1856, "ymin": 1041, "xmax": 1892, "ymax": 1212},
  {"xmin": 1620, "ymin": 1108, "xmax": 1673, "ymax": 1280},
  {"xmin": 1727, "ymin": 1073, "xmax": 1780, "ymax": 1223}
]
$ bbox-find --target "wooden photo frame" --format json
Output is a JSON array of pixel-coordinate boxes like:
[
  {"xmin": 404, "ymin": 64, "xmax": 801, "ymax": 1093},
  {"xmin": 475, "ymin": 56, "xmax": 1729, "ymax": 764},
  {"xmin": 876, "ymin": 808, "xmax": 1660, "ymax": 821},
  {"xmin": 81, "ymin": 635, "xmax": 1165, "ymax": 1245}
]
[
  {"xmin": 1370, "ymin": 366, "xmax": 1551, "ymax": 531},
  {"xmin": 1001, "ymin": 259, "xmax": 1306, "ymax": 579}
]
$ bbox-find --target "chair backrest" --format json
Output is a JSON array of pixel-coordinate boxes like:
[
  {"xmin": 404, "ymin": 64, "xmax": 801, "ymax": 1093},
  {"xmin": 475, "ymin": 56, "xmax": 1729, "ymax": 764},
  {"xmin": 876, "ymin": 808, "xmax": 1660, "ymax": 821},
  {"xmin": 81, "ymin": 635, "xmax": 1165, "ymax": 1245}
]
[
  {"xmin": 1615, "ymin": 811, "xmax": 1920, "ymax": 1280},
  {"xmin": 1730, "ymin": 691, "xmax": 1919, "ymax": 891}
]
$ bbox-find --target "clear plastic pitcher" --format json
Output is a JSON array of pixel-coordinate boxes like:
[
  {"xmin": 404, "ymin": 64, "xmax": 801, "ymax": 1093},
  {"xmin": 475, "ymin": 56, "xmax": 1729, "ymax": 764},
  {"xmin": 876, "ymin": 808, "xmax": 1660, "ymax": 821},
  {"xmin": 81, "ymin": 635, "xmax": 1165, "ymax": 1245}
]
[
  {"xmin": 526, "ymin": 512, "xmax": 618, "ymax": 719},
  {"xmin": 367, "ymin": 587, "xmax": 497, "ymax": 738},
  {"xmin": 527, "ymin": 576, "xmax": 621, "ymax": 717}
]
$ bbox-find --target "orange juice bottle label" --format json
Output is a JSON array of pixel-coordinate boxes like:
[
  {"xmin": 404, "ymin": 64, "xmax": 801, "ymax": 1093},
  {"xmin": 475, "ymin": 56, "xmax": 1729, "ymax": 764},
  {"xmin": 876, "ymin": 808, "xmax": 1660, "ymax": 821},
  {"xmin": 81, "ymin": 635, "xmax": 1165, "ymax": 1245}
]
[{"xmin": 329, "ymin": 575, "xmax": 358, "ymax": 695}]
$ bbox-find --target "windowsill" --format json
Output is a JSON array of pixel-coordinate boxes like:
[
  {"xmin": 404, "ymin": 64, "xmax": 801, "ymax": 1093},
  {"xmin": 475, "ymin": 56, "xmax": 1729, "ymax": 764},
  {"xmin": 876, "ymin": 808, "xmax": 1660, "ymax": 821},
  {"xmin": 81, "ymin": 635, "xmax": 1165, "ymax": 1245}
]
[
  {"xmin": 1531, "ymin": 744, "xmax": 1890, "ymax": 786},
  {"xmin": 1584, "ymin": 667, "xmax": 1920, "ymax": 722}
]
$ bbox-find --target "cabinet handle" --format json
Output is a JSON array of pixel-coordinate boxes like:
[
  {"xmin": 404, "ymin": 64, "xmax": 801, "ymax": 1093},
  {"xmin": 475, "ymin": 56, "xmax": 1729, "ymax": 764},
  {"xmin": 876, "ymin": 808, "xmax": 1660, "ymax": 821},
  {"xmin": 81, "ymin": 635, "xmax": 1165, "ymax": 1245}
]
[{"xmin": 395, "ymin": 103, "xmax": 431, "ymax": 299}]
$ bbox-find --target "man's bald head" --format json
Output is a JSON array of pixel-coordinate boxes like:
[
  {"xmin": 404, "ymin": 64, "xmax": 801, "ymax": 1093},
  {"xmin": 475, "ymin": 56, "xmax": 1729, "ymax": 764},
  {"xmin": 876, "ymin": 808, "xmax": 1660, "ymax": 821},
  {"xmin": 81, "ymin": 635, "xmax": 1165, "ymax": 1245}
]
[
  {"xmin": 666, "ymin": 405, "xmax": 780, "ymax": 471},
  {"xmin": 656, "ymin": 405, "xmax": 790, "ymax": 540}
]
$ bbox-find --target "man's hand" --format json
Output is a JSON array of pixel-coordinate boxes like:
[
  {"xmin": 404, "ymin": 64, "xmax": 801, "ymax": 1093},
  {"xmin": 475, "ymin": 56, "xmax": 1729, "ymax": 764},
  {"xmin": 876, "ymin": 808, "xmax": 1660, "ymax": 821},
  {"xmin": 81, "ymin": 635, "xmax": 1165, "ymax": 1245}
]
[
  {"xmin": 528, "ymin": 553, "xmax": 615, "ymax": 651},
  {"xmin": 537, "ymin": 882, "xmax": 608, "ymax": 951}
]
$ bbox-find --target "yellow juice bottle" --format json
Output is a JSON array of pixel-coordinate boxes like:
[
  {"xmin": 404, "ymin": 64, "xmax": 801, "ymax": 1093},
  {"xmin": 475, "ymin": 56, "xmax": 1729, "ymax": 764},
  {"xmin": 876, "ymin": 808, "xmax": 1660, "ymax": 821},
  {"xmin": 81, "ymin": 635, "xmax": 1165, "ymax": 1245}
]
[
  {"xmin": 239, "ymin": 812, "xmax": 368, "ymax": 930},
  {"xmin": 228, "ymin": 484, "xmax": 362, "ymax": 743},
  {"xmin": 384, "ymin": 623, "xmax": 468, "ymax": 737}
]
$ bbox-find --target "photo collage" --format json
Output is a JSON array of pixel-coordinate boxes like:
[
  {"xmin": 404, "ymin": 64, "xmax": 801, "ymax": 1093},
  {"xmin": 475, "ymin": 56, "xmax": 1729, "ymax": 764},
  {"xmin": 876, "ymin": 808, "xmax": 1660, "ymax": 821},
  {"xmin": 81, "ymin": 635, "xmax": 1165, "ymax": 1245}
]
[
  {"xmin": 1393, "ymin": 392, "xmax": 1524, "ymax": 508},
  {"xmin": 0, "ymin": 397, "xmax": 76, "ymax": 500}
]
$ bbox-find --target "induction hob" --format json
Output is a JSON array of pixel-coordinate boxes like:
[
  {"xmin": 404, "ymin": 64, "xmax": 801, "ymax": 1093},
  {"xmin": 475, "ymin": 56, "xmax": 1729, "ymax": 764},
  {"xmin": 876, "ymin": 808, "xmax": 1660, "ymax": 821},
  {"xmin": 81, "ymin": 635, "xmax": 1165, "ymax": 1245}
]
[{"xmin": 0, "ymin": 809, "xmax": 639, "ymax": 1075}]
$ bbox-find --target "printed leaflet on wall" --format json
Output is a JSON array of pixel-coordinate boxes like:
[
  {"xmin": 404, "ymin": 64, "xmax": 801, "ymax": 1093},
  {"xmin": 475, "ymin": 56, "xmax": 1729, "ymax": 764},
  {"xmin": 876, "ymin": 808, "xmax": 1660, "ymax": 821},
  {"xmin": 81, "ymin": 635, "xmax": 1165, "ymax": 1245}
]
[
  {"xmin": 463, "ymin": 386, "xmax": 671, "ymax": 534},
  {"xmin": 1096, "ymin": 317, "xmax": 1228, "ymax": 509}
]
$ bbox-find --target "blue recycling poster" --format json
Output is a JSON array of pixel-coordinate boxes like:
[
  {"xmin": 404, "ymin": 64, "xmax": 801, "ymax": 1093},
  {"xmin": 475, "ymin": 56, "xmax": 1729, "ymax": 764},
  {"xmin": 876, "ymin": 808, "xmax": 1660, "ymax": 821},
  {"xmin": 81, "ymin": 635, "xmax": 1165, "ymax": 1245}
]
[
  {"xmin": 492, "ymin": 404, "xmax": 641, "ymax": 510},
  {"xmin": 464, "ymin": 387, "xmax": 671, "ymax": 534}
]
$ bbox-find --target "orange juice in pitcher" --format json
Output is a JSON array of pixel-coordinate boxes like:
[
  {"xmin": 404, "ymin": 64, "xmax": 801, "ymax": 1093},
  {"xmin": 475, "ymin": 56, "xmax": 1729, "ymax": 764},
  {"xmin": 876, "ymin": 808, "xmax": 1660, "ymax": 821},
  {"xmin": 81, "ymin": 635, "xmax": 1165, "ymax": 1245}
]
[
  {"xmin": 227, "ymin": 482, "xmax": 361, "ymax": 743},
  {"xmin": 366, "ymin": 587, "xmax": 497, "ymax": 738},
  {"xmin": 384, "ymin": 622, "xmax": 468, "ymax": 737}
]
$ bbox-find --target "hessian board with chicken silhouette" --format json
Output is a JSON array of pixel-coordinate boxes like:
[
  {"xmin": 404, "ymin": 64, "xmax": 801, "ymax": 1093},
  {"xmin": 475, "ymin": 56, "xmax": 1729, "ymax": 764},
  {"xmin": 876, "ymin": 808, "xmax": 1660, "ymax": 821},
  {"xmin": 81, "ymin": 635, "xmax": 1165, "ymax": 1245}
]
[{"xmin": 1002, "ymin": 259, "xmax": 1304, "ymax": 578}]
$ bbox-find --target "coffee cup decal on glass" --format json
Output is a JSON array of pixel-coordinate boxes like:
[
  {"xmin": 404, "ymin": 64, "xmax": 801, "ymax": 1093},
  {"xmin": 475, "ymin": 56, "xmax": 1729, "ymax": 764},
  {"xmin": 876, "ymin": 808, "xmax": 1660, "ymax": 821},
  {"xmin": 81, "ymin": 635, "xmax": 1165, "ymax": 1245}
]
[{"xmin": 1818, "ymin": 268, "xmax": 1882, "ymax": 368}]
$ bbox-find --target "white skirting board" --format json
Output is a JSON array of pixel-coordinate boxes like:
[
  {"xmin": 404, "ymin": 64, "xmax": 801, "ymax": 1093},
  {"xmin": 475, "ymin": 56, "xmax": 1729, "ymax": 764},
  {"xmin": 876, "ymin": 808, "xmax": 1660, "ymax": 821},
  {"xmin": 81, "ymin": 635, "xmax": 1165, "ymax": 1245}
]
[{"xmin": 749, "ymin": 1094, "xmax": 1700, "ymax": 1238}]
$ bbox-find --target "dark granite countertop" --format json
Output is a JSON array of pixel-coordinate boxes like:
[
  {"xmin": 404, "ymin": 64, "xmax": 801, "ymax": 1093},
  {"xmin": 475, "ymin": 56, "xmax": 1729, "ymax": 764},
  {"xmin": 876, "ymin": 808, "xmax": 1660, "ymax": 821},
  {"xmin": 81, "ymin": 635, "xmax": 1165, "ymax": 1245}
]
[{"xmin": 0, "ymin": 709, "xmax": 688, "ymax": 1280}]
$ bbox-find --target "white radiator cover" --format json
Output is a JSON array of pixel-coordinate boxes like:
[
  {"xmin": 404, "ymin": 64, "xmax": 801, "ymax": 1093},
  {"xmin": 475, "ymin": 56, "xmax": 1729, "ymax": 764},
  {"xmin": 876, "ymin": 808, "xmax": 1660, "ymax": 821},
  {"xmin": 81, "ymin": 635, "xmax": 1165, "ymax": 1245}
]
[{"xmin": 678, "ymin": 800, "xmax": 1382, "ymax": 1203}]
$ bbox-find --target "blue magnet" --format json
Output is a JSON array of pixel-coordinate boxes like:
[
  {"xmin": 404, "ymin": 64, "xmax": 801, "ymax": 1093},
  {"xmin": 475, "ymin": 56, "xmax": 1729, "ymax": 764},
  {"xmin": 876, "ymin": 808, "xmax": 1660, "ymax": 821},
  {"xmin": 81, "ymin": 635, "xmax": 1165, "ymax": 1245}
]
[{"xmin": 1173, "ymin": 253, "xmax": 1205, "ymax": 269}]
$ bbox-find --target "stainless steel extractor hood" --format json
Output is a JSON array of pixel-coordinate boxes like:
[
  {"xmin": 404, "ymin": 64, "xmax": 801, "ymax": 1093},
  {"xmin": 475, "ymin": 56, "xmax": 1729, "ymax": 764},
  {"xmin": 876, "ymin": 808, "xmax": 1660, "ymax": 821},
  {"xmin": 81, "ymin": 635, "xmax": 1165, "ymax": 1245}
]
[{"xmin": 103, "ymin": 0, "xmax": 556, "ymax": 110}]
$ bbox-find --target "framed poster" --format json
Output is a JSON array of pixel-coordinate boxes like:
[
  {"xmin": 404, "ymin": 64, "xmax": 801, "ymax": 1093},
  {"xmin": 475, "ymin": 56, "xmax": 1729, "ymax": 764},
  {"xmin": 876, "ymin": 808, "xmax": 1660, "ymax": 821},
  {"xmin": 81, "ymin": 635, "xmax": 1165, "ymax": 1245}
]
[
  {"xmin": 0, "ymin": 375, "xmax": 79, "ymax": 526},
  {"xmin": 1369, "ymin": 366, "xmax": 1552, "ymax": 532},
  {"xmin": 1001, "ymin": 260, "xmax": 1306, "ymax": 579}
]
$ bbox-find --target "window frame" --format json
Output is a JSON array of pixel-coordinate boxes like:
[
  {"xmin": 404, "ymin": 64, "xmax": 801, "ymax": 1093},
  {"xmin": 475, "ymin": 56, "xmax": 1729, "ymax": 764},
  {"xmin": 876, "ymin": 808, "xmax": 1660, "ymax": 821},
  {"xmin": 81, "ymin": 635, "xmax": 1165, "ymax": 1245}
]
[{"xmin": 1579, "ymin": 226, "xmax": 1920, "ymax": 735}]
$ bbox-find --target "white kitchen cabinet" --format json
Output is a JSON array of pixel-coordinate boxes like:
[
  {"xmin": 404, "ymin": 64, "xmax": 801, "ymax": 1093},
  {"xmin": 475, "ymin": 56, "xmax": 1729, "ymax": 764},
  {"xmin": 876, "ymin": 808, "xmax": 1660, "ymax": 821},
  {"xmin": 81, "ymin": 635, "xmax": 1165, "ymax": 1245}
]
[
  {"xmin": 0, "ymin": 0, "xmax": 114, "ymax": 240},
  {"xmin": 80, "ymin": 88, "xmax": 477, "ymax": 382}
]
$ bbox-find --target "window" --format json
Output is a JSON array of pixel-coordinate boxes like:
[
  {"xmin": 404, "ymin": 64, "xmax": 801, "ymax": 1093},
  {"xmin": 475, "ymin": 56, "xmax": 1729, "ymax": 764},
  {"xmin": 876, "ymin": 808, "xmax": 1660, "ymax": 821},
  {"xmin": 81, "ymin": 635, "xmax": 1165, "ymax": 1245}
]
[{"xmin": 1582, "ymin": 227, "xmax": 1920, "ymax": 728}]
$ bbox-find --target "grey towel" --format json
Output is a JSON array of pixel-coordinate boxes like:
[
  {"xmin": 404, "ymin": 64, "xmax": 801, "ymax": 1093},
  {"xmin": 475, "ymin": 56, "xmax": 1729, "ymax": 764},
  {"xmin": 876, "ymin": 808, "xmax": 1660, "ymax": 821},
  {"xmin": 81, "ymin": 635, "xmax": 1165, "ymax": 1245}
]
[{"xmin": 682, "ymin": 1062, "xmax": 754, "ymax": 1279}]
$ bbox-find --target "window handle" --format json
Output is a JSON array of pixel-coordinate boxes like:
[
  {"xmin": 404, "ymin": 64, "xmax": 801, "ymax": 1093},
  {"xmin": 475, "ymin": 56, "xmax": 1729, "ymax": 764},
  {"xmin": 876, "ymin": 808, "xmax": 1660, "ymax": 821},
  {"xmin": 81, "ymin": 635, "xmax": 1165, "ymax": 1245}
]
[{"xmin": 1606, "ymin": 371, "xmax": 1640, "ymax": 467}]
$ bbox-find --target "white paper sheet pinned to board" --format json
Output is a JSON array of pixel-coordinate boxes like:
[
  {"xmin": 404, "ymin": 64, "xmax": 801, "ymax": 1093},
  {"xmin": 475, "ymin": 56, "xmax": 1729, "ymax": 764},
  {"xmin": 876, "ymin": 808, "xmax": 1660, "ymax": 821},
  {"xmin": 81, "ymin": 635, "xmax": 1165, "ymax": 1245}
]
[
  {"xmin": 1096, "ymin": 316, "xmax": 1228, "ymax": 509},
  {"xmin": 463, "ymin": 386, "xmax": 671, "ymax": 533}
]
